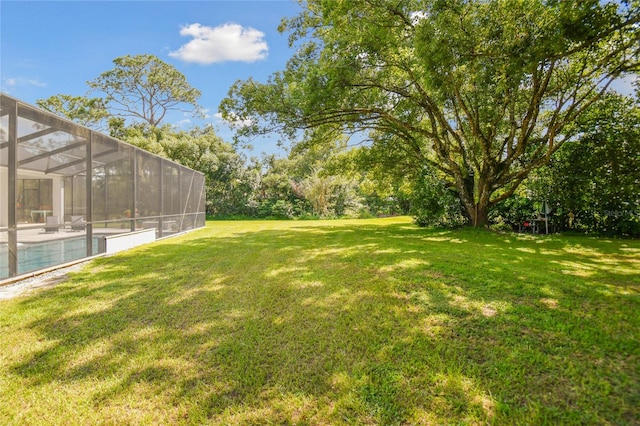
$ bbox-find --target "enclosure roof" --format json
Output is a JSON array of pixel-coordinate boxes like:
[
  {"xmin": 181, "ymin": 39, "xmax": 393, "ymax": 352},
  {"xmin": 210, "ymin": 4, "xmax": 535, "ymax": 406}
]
[{"xmin": 0, "ymin": 93, "xmax": 204, "ymax": 178}]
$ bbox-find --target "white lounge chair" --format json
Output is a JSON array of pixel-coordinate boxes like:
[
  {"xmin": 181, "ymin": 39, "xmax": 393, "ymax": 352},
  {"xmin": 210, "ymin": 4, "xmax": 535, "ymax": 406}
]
[
  {"xmin": 70, "ymin": 215, "xmax": 86, "ymax": 231},
  {"xmin": 44, "ymin": 216, "xmax": 61, "ymax": 233}
]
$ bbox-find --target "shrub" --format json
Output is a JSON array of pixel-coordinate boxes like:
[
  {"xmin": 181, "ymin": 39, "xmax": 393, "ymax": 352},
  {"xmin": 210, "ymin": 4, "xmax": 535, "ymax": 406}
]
[{"xmin": 410, "ymin": 171, "xmax": 467, "ymax": 228}]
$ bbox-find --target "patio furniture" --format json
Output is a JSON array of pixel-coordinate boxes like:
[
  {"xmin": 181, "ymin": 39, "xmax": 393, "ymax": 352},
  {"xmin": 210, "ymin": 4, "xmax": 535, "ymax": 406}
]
[
  {"xmin": 69, "ymin": 215, "xmax": 87, "ymax": 231},
  {"xmin": 43, "ymin": 216, "xmax": 61, "ymax": 233},
  {"xmin": 30, "ymin": 209, "xmax": 52, "ymax": 223}
]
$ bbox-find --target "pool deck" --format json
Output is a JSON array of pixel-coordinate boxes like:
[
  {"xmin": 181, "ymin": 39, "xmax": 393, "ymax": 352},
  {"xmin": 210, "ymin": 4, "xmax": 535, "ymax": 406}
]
[{"xmin": 1, "ymin": 226, "xmax": 137, "ymax": 245}]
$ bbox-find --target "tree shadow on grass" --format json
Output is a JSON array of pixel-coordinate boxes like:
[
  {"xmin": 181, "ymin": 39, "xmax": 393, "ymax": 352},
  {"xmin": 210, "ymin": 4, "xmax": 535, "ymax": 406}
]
[{"xmin": 4, "ymin": 221, "xmax": 639, "ymax": 424}]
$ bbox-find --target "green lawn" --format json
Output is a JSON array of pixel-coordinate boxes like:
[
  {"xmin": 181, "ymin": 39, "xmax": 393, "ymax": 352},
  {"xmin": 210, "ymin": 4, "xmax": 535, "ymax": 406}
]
[{"xmin": 1, "ymin": 217, "xmax": 638, "ymax": 425}]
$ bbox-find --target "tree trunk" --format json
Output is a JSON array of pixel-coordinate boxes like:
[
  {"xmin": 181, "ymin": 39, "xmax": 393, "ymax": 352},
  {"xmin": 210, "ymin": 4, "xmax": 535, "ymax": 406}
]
[
  {"xmin": 458, "ymin": 176, "xmax": 491, "ymax": 228},
  {"xmin": 458, "ymin": 172, "xmax": 491, "ymax": 228},
  {"xmin": 462, "ymin": 201, "xmax": 490, "ymax": 228},
  {"xmin": 475, "ymin": 202, "xmax": 490, "ymax": 228}
]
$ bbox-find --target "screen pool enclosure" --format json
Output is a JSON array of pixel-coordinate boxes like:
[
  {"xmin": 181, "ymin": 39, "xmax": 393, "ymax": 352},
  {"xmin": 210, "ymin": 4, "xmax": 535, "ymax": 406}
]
[{"xmin": 1, "ymin": 94, "xmax": 206, "ymax": 281}]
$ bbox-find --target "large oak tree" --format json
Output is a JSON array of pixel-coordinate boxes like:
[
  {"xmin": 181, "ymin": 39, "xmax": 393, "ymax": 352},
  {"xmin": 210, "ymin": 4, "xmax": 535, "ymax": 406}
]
[{"xmin": 221, "ymin": 0, "xmax": 640, "ymax": 226}]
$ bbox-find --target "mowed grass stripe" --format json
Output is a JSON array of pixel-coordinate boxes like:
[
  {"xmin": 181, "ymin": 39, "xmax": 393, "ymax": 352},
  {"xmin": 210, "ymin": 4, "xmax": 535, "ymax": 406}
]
[{"xmin": 1, "ymin": 217, "xmax": 638, "ymax": 425}]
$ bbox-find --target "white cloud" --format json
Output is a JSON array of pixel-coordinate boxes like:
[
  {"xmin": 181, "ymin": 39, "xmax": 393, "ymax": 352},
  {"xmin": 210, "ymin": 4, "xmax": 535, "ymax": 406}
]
[
  {"xmin": 200, "ymin": 108, "xmax": 212, "ymax": 119},
  {"xmin": 1, "ymin": 77, "xmax": 46, "ymax": 93},
  {"xmin": 215, "ymin": 112, "xmax": 253, "ymax": 128},
  {"xmin": 27, "ymin": 79, "xmax": 46, "ymax": 87},
  {"xmin": 3, "ymin": 77, "xmax": 46, "ymax": 88},
  {"xmin": 169, "ymin": 23, "xmax": 268, "ymax": 64}
]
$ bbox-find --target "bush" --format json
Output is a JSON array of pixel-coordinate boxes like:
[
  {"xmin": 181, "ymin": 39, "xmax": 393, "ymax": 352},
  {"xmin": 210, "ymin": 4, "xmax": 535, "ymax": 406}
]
[
  {"xmin": 270, "ymin": 200, "xmax": 295, "ymax": 219},
  {"xmin": 489, "ymin": 195, "xmax": 537, "ymax": 231},
  {"xmin": 410, "ymin": 171, "xmax": 467, "ymax": 228},
  {"xmin": 527, "ymin": 94, "xmax": 640, "ymax": 237}
]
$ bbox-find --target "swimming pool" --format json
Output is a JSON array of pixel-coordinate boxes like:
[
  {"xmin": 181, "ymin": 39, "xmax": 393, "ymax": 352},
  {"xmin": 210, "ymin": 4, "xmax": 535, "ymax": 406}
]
[{"xmin": 0, "ymin": 237, "xmax": 100, "ymax": 279}]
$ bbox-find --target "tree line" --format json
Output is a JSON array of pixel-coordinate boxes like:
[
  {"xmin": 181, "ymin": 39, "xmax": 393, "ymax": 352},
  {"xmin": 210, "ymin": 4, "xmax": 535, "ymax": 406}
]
[{"xmin": 38, "ymin": 0, "xmax": 640, "ymax": 237}]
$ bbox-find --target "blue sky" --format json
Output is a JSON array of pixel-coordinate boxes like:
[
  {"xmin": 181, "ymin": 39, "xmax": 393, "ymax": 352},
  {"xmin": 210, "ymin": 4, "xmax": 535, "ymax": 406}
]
[
  {"xmin": 0, "ymin": 0, "xmax": 303, "ymax": 156},
  {"xmin": 2, "ymin": 1, "xmax": 637, "ymax": 158}
]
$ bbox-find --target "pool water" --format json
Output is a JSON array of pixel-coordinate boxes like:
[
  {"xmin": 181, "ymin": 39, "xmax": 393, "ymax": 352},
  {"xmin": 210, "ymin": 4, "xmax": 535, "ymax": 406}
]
[{"xmin": 0, "ymin": 237, "xmax": 99, "ymax": 279}]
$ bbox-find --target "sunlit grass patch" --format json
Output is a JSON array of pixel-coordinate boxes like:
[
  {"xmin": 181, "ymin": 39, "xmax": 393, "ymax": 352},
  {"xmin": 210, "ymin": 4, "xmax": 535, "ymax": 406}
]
[{"xmin": 1, "ymin": 217, "xmax": 638, "ymax": 425}]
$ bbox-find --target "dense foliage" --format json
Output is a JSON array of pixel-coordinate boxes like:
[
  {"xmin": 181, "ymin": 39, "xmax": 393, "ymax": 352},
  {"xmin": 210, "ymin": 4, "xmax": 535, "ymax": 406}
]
[
  {"xmin": 221, "ymin": 0, "xmax": 640, "ymax": 226},
  {"xmin": 410, "ymin": 170, "xmax": 466, "ymax": 228},
  {"xmin": 35, "ymin": 5, "xmax": 639, "ymax": 236},
  {"xmin": 487, "ymin": 93, "xmax": 640, "ymax": 237},
  {"xmin": 529, "ymin": 94, "xmax": 640, "ymax": 237}
]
